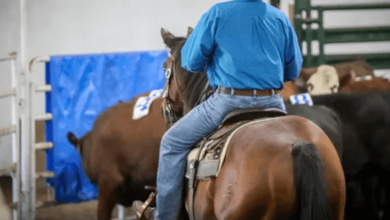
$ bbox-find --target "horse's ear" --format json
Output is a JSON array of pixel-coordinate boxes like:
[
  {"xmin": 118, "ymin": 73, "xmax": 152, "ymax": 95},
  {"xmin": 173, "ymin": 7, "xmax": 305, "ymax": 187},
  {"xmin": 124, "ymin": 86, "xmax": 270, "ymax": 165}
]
[
  {"xmin": 339, "ymin": 69, "xmax": 356, "ymax": 88},
  {"xmin": 186, "ymin": 27, "xmax": 194, "ymax": 38},
  {"xmin": 161, "ymin": 28, "xmax": 176, "ymax": 49},
  {"xmin": 67, "ymin": 132, "xmax": 79, "ymax": 147}
]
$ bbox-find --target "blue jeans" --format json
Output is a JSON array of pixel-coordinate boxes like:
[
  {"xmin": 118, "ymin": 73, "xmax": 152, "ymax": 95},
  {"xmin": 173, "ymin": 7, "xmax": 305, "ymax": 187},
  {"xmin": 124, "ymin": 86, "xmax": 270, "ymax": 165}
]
[{"xmin": 155, "ymin": 90, "xmax": 286, "ymax": 220}]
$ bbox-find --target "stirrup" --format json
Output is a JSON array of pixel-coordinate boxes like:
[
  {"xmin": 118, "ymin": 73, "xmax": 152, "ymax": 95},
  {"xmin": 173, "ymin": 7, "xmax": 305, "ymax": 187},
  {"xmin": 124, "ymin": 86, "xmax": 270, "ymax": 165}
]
[{"xmin": 136, "ymin": 188, "xmax": 157, "ymax": 220}]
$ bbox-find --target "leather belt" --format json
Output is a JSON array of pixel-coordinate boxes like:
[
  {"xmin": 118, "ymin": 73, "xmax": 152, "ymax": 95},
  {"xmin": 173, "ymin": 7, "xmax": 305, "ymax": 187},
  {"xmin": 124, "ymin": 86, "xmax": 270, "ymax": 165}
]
[{"xmin": 218, "ymin": 87, "xmax": 280, "ymax": 97}]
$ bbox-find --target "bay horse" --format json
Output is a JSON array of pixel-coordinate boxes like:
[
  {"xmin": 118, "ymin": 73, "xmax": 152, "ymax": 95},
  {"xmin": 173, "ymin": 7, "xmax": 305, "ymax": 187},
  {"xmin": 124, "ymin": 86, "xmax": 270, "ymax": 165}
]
[
  {"xmin": 67, "ymin": 91, "xmax": 344, "ymax": 220},
  {"xmin": 67, "ymin": 91, "xmax": 167, "ymax": 220},
  {"xmin": 160, "ymin": 28, "xmax": 345, "ymax": 220}
]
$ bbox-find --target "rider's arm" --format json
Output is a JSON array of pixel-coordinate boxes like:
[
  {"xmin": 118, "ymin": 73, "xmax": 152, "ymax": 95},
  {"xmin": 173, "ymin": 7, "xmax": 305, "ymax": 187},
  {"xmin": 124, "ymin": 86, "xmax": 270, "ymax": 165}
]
[
  {"xmin": 283, "ymin": 18, "xmax": 303, "ymax": 82},
  {"xmin": 181, "ymin": 6, "xmax": 218, "ymax": 73}
]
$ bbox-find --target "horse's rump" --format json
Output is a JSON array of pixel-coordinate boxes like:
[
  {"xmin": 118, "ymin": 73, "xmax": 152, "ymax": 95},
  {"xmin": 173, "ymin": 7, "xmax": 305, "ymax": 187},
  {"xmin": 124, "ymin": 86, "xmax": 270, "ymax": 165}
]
[{"xmin": 191, "ymin": 115, "xmax": 345, "ymax": 220}]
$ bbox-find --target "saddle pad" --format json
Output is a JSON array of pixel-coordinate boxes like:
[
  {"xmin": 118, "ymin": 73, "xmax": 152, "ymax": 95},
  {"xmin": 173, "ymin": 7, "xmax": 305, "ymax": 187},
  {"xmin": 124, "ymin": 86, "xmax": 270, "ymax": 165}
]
[
  {"xmin": 133, "ymin": 89, "xmax": 163, "ymax": 120},
  {"xmin": 185, "ymin": 117, "xmax": 278, "ymax": 180},
  {"xmin": 289, "ymin": 93, "xmax": 313, "ymax": 106}
]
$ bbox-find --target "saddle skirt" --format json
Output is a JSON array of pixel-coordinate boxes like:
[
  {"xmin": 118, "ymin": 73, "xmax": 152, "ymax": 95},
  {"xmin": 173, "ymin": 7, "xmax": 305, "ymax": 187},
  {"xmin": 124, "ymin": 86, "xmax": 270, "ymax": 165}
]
[{"xmin": 185, "ymin": 107, "xmax": 287, "ymax": 181}]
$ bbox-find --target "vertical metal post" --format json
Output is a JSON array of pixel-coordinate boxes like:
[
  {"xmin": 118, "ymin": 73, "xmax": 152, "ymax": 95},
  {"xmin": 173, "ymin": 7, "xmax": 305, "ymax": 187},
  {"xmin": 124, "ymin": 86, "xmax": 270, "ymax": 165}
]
[
  {"xmin": 29, "ymin": 77, "xmax": 36, "ymax": 220},
  {"xmin": 11, "ymin": 57, "xmax": 21, "ymax": 220},
  {"xmin": 318, "ymin": 8, "xmax": 325, "ymax": 65},
  {"xmin": 19, "ymin": 0, "xmax": 30, "ymax": 218},
  {"xmin": 19, "ymin": 0, "xmax": 27, "ymax": 70},
  {"xmin": 118, "ymin": 205, "xmax": 125, "ymax": 219}
]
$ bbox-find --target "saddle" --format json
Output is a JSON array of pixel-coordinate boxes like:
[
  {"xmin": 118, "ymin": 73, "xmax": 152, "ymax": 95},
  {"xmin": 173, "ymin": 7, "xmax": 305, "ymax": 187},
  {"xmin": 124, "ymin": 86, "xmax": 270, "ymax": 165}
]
[
  {"xmin": 136, "ymin": 107, "xmax": 287, "ymax": 220},
  {"xmin": 186, "ymin": 107, "xmax": 287, "ymax": 180}
]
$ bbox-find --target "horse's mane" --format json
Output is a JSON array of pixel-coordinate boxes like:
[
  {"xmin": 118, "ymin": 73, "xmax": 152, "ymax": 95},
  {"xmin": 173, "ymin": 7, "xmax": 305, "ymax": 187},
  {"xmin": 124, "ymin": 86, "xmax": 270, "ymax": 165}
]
[{"xmin": 173, "ymin": 39, "xmax": 210, "ymax": 110}]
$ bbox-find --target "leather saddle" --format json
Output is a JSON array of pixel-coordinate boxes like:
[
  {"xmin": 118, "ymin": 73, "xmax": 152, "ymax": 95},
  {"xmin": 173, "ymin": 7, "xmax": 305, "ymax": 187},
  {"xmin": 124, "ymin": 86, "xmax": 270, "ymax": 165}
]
[{"xmin": 185, "ymin": 107, "xmax": 286, "ymax": 180}]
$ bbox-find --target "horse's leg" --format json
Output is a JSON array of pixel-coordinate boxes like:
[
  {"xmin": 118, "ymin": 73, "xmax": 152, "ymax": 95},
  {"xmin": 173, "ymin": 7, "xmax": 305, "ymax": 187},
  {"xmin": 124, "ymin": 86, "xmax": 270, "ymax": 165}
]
[
  {"xmin": 97, "ymin": 177, "xmax": 120, "ymax": 220},
  {"xmin": 360, "ymin": 169, "xmax": 381, "ymax": 220},
  {"xmin": 379, "ymin": 171, "xmax": 390, "ymax": 220}
]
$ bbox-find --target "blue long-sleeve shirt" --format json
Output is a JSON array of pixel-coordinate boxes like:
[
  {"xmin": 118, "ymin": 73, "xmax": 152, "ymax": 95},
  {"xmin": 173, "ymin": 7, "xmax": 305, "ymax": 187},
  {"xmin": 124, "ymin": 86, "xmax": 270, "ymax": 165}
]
[{"xmin": 181, "ymin": 0, "xmax": 303, "ymax": 90}]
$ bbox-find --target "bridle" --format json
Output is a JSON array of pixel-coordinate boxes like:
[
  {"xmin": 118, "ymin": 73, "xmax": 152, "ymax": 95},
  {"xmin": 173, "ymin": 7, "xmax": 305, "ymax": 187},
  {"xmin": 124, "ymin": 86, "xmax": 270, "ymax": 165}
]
[
  {"xmin": 161, "ymin": 52, "xmax": 183, "ymax": 127},
  {"xmin": 161, "ymin": 51, "xmax": 214, "ymax": 127}
]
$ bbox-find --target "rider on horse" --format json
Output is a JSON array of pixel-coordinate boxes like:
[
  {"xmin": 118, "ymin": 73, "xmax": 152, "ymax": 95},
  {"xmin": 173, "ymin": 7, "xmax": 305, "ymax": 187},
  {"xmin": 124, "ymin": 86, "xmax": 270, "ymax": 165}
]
[{"xmin": 133, "ymin": 0, "xmax": 303, "ymax": 219}]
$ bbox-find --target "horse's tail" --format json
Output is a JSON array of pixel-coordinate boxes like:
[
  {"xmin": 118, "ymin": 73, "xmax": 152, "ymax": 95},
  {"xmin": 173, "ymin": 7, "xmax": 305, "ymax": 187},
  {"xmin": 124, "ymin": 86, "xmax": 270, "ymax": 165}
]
[
  {"xmin": 67, "ymin": 131, "xmax": 80, "ymax": 147},
  {"xmin": 290, "ymin": 142, "xmax": 332, "ymax": 220}
]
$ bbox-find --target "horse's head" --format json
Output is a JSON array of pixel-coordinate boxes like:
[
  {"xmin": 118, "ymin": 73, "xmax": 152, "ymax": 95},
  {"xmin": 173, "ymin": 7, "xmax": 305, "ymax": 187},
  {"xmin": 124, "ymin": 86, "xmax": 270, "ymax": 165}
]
[{"xmin": 160, "ymin": 27, "xmax": 209, "ymax": 126}]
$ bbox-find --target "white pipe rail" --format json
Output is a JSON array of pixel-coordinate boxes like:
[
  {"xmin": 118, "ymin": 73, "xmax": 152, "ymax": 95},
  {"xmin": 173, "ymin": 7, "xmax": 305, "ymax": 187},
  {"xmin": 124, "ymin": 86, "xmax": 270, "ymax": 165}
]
[
  {"xmin": 0, "ymin": 163, "xmax": 17, "ymax": 177},
  {"xmin": 28, "ymin": 55, "xmax": 52, "ymax": 220},
  {"xmin": 0, "ymin": 88, "xmax": 16, "ymax": 98},
  {"xmin": 35, "ymin": 171, "xmax": 55, "ymax": 179},
  {"xmin": 0, "ymin": 125, "xmax": 17, "ymax": 136},
  {"xmin": 0, "ymin": 52, "xmax": 17, "ymax": 62},
  {"xmin": 35, "ymin": 142, "xmax": 54, "ymax": 151},
  {"xmin": 35, "ymin": 114, "xmax": 53, "ymax": 121},
  {"xmin": 0, "ymin": 52, "xmax": 21, "ymax": 220},
  {"xmin": 35, "ymin": 85, "xmax": 52, "ymax": 93}
]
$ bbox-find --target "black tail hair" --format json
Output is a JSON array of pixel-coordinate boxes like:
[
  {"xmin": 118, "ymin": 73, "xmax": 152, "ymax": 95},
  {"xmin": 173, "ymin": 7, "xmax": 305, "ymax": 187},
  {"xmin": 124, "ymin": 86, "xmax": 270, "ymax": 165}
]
[{"xmin": 290, "ymin": 142, "xmax": 332, "ymax": 220}]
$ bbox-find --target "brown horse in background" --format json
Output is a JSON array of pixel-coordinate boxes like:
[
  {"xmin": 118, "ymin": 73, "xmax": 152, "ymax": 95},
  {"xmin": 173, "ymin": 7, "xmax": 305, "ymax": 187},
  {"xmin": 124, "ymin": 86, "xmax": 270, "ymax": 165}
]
[
  {"xmin": 67, "ymin": 92, "xmax": 167, "ymax": 220},
  {"xmin": 282, "ymin": 71, "xmax": 390, "ymax": 100},
  {"xmin": 161, "ymin": 28, "xmax": 345, "ymax": 220}
]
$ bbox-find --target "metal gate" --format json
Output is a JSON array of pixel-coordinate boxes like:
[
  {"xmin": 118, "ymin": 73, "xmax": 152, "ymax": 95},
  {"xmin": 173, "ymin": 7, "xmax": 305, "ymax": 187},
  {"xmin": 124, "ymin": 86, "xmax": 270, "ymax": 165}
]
[
  {"xmin": 25, "ymin": 56, "xmax": 55, "ymax": 220},
  {"xmin": 293, "ymin": 0, "xmax": 390, "ymax": 69},
  {"xmin": 0, "ymin": 52, "xmax": 21, "ymax": 219}
]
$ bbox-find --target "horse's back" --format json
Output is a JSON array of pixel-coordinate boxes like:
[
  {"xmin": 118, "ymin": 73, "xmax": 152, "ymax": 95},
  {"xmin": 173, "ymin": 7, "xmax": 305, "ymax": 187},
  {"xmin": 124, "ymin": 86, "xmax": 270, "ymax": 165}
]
[{"xmin": 198, "ymin": 115, "xmax": 345, "ymax": 220}]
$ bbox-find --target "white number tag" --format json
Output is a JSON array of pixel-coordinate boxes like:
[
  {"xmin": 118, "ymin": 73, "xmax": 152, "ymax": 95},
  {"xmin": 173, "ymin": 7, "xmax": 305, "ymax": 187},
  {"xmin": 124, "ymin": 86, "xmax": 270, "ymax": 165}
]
[
  {"xmin": 133, "ymin": 89, "xmax": 163, "ymax": 120},
  {"xmin": 289, "ymin": 93, "xmax": 313, "ymax": 106}
]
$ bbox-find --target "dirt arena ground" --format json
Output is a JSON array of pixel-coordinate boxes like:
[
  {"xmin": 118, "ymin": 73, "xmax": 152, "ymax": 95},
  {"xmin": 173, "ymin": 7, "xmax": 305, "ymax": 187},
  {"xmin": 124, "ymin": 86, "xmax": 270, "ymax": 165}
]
[{"xmin": 1, "ymin": 177, "xmax": 136, "ymax": 220}]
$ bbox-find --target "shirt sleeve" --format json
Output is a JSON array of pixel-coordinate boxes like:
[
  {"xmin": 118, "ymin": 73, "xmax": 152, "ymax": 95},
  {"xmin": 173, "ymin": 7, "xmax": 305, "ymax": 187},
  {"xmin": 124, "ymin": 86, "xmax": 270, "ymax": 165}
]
[
  {"xmin": 181, "ymin": 6, "xmax": 218, "ymax": 73},
  {"xmin": 284, "ymin": 18, "xmax": 303, "ymax": 82}
]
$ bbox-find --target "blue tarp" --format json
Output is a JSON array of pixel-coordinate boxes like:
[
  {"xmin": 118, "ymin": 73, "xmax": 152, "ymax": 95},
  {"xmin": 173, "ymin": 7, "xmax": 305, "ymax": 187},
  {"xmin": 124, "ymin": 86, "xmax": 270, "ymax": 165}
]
[{"xmin": 45, "ymin": 50, "xmax": 168, "ymax": 203}]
